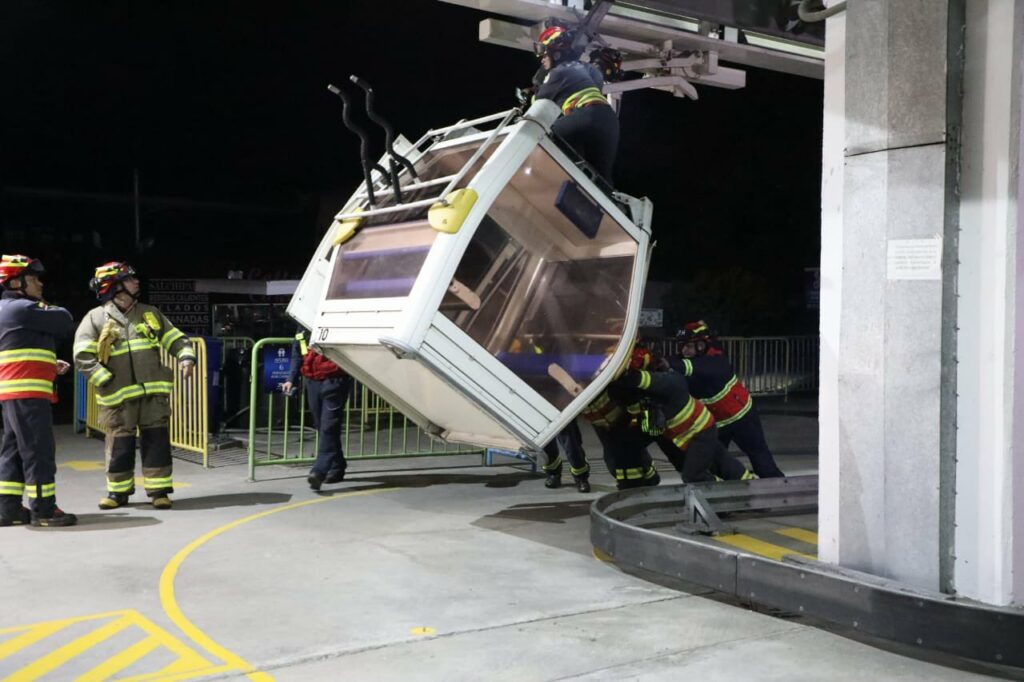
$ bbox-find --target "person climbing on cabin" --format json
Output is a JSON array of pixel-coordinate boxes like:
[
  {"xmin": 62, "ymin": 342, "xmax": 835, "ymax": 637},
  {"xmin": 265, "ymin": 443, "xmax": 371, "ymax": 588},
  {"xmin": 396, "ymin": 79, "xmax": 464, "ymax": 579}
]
[{"xmin": 532, "ymin": 23, "xmax": 620, "ymax": 183}]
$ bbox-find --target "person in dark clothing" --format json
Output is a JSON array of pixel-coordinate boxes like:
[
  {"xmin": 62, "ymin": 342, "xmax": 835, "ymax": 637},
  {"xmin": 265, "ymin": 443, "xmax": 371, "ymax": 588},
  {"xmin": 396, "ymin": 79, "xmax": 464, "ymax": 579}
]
[
  {"xmin": 282, "ymin": 329, "xmax": 353, "ymax": 491},
  {"xmin": 607, "ymin": 345, "xmax": 750, "ymax": 484},
  {"xmin": 541, "ymin": 420, "xmax": 591, "ymax": 492},
  {"xmin": 0, "ymin": 254, "xmax": 77, "ymax": 527},
  {"xmin": 533, "ymin": 23, "xmax": 620, "ymax": 181},
  {"xmin": 671, "ymin": 321, "xmax": 785, "ymax": 478}
]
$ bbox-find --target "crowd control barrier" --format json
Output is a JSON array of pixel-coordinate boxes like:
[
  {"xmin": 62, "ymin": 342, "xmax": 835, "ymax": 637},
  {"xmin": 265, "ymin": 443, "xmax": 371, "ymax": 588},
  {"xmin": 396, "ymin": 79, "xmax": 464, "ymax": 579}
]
[
  {"xmin": 246, "ymin": 338, "xmax": 484, "ymax": 480},
  {"xmin": 79, "ymin": 337, "xmax": 211, "ymax": 465},
  {"xmin": 653, "ymin": 335, "xmax": 819, "ymax": 398}
]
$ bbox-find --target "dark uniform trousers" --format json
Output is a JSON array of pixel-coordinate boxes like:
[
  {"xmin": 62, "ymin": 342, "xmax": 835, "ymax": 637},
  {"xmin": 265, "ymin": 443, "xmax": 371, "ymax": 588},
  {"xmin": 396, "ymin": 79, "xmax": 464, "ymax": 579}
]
[
  {"xmin": 658, "ymin": 428, "xmax": 749, "ymax": 482},
  {"xmin": 541, "ymin": 420, "xmax": 590, "ymax": 479},
  {"xmin": 306, "ymin": 376, "xmax": 353, "ymax": 478},
  {"xmin": 552, "ymin": 104, "xmax": 620, "ymax": 182},
  {"xmin": 718, "ymin": 405, "xmax": 784, "ymax": 478},
  {"xmin": 595, "ymin": 425, "xmax": 660, "ymax": 490},
  {"xmin": 0, "ymin": 399, "xmax": 58, "ymax": 517},
  {"xmin": 100, "ymin": 395, "xmax": 173, "ymax": 498}
]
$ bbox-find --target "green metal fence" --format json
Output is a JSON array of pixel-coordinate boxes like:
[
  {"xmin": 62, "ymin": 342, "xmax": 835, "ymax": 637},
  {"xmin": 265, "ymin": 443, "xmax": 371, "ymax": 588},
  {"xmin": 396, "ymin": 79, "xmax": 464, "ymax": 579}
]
[{"xmin": 246, "ymin": 337, "xmax": 484, "ymax": 480}]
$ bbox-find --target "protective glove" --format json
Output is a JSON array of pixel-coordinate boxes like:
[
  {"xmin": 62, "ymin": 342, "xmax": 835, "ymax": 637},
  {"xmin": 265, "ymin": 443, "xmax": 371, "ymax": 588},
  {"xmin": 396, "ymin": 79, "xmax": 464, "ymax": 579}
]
[{"xmin": 96, "ymin": 320, "xmax": 120, "ymax": 364}]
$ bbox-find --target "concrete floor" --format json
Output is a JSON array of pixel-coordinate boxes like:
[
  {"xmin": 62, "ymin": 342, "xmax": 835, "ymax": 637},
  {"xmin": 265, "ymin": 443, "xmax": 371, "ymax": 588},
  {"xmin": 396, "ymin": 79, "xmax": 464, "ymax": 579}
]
[{"xmin": 0, "ymin": 407, "xmax": 1011, "ymax": 681}]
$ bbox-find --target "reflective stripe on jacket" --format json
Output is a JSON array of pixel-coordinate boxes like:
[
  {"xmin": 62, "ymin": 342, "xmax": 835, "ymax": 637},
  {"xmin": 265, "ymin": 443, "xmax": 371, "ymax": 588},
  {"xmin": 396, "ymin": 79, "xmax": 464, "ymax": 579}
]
[
  {"xmin": 74, "ymin": 301, "xmax": 195, "ymax": 407},
  {"xmin": 678, "ymin": 356, "xmax": 753, "ymax": 427},
  {"xmin": 0, "ymin": 292, "xmax": 73, "ymax": 402}
]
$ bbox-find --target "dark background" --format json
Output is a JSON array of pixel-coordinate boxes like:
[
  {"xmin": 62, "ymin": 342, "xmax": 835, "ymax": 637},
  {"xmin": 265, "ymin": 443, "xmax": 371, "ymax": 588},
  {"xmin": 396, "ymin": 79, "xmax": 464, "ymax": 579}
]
[{"xmin": 1, "ymin": 0, "xmax": 823, "ymax": 334}]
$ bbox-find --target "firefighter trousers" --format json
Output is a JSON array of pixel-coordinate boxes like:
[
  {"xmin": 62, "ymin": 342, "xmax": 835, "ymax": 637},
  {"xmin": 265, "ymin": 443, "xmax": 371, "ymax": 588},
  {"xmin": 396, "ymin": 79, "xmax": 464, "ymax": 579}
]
[
  {"xmin": 0, "ymin": 398, "xmax": 58, "ymax": 517},
  {"xmin": 541, "ymin": 420, "xmax": 590, "ymax": 479},
  {"xmin": 99, "ymin": 395, "xmax": 173, "ymax": 498},
  {"xmin": 596, "ymin": 425, "xmax": 660, "ymax": 490},
  {"xmin": 552, "ymin": 104, "xmax": 620, "ymax": 182},
  {"xmin": 659, "ymin": 428, "xmax": 748, "ymax": 482},
  {"xmin": 305, "ymin": 376, "xmax": 353, "ymax": 478},
  {"xmin": 718, "ymin": 407, "xmax": 785, "ymax": 478}
]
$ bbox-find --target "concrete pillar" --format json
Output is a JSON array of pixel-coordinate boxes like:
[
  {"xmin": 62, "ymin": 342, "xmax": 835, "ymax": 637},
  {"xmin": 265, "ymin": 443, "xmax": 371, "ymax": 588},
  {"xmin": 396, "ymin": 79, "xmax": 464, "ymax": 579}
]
[
  {"xmin": 825, "ymin": 0, "xmax": 963, "ymax": 591},
  {"xmin": 954, "ymin": 0, "xmax": 1024, "ymax": 606}
]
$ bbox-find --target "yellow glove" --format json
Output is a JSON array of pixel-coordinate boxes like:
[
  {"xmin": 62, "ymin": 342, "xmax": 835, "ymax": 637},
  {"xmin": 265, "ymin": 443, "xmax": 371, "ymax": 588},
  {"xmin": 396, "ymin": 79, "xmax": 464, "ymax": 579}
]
[{"xmin": 96, "ymin": 320, "xmax": 120, "ymax": 364}]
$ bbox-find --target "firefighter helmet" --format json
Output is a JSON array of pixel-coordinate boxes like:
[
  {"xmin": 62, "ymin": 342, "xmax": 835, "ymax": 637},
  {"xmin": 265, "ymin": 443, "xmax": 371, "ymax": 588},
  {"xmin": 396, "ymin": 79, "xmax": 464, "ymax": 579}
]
[
  {"xmin": 89, "ymin": 261, "xmax": 138, "ymax": 302},
  {"xmin": 589, "ymin": 47, "xmax": 624, "ymax": 82},
  {"xmin": 536, "ymin": 24, "xmax": 578, "ymax": 63},
  {"xmin": 676, "ymin": 321, "xmax": 715, "ymax": 356},
  {"xmin": 0, "ymin": 254, "xmax": 45, "ymax": 289}
]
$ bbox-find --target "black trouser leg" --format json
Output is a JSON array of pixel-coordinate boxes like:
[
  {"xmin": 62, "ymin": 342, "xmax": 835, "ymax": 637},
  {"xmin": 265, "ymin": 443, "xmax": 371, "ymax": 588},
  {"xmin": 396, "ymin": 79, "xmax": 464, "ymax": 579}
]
[
  {"xmin": 308, "ymin": 377, "xmax": 352, "ymax": 477},
  {"xmin": 3, "ymin": 399, "xmax": 58, "ymax": 517},
  {"xmin": 0, "ymin": 405, "xmax": 26, "ymax": 517},
  {"xmin": 552, "ymin": 104, "xmax": 620, "ymax": 182},
  {"xmin": 604, "ymin": 427, "xmax": 658, "ymax": 489},
  {"xmin": 677, "ymin": 429, "xmax": 719, "ymax": 483},
  {"xmin": 140, "ymin": 427, "xmax": 173, "ymax": 496},
  {"xmin": 722, "ymin": 409, "xmax": 785, "ymax": 478},
  {"xmin": 557, "ymin": 421, "xmax": 589, "ymax": 478}
]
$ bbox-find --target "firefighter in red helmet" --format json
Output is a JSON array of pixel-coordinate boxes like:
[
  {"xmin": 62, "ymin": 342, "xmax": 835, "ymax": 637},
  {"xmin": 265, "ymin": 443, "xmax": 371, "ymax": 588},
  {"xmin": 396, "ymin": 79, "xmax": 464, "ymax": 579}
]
[
  {"xmin": 672, "ymin": 321, "xmax": 785, "ymax": 478},
  {"xmin": 0, "ymin": 254, "xmax": 77, "ymax": 527},
  {"xmin": 74, "ymin": 262, "xmax": 196, "ymax": 510},
  {"xmin": 532, "ymin": 22, "xmax": 620, "ymax": 182}
]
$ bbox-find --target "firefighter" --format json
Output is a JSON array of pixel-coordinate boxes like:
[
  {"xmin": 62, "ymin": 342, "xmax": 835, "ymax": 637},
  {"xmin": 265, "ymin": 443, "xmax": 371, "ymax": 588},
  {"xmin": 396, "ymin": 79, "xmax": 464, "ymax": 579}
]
[
  {"xmin": 0, "ymin": 255, "xmax": 77, "ymax": 527},
  {"xmin": 672, "ymin": 321, "xmax": 785, "ymax": 478},
  {"xmin": 533, "ymin": 23, "xmax": 620, "ymax": 181},
  {"xmin": 541, "ymin": 420, "xmax": 591, "ymax": 492},
  {"xmin": 74, "ymin": 262, "xmax": 196, "ymax": 510},
  {"xmin": 608, "ymin": 344, "xmax": 751, "ymax": 483},
  {"xmin": 281, "ymin": 329, "xmax": 353, "ymax": 491}
]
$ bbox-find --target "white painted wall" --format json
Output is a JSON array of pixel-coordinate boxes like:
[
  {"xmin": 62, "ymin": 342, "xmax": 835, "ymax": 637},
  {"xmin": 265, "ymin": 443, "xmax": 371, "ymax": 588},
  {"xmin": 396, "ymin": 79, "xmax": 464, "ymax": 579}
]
[
  {"xmin": 955, "ymin": 0, "xmax": 1023, "ymax": 606},
  {"xmin": 817, "ymin": 9, "xmax": 845, "ymax": 565}
]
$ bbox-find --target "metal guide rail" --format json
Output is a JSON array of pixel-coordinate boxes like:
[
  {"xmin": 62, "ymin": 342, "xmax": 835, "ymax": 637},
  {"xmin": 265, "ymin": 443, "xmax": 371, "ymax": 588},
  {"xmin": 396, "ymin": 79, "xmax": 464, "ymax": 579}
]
[{"xmin": 590, "ymin": 479, "xmax": 1024, "ymax": 670}]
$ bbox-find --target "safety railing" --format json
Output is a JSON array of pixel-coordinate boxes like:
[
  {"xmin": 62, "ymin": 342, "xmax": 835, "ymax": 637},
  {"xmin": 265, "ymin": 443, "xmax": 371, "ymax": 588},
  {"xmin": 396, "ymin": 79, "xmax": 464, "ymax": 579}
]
[
  {"xmin": 79, "ymin": 337, "xmax": 211, "ymax": 465},
  {"xmin": 652, "ymin": 335, "xmax": 819, "ymax": 397},
  {"xmin": 246, "ymin": 337, "xmax": 484, "ymax": 480}
]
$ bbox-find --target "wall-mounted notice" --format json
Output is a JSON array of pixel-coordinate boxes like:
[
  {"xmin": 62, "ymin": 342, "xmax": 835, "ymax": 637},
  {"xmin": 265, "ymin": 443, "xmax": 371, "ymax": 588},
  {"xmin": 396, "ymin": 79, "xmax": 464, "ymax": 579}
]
[{"xmin": 886, "ymin": 238, "xmax": 943, "ymax": 281}]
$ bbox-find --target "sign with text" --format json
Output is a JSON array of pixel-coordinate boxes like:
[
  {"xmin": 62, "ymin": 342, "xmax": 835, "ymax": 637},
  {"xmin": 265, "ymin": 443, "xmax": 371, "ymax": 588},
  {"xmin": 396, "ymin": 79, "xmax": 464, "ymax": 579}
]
[
  {"xmin": 886, "ymin": 238, "xmax": 943, "ymax": 281},
  {"xmin": 147, "ymin": 279, "xmax": 210, "ymax": 335},
  {"xmin": 262, "ymin": 345, "xmax": 293, "ymax": 393}
]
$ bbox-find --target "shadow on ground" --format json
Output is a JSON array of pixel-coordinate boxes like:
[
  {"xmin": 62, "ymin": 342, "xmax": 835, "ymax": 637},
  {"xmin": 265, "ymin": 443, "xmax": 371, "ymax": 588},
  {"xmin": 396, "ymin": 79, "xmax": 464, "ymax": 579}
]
[
  {"xmin": 345, "ymin": 471, "xmax": 541, "ymax": 490},
  {"xmin": 23, "ymin": 512, "xmax": 162, "ymax": 532},
  {"xmin": 171, "ymin": 492, "xmax": 293, "ymax": 511}
]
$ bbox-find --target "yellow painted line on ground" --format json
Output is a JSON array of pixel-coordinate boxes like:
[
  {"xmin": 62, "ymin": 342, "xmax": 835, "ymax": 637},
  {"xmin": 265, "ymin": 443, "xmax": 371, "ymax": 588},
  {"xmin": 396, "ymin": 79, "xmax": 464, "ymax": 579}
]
[
  {"xmin": 159, "ymin": 487, "xmax": 396, "ymax": 682},
  {"xmin": 715, "ymin": 534, "xmax": 816, "ymax": 562},
  {"xmin": 0, "ymin": 609, "xmax": 217, "ymax": 682},
  {"xmin": 62, "ymin": 461, "xmax": 105, "ymax": 471},
  {"xmin": 773, "ymin": 527, "xmax": 818, "ymax": 545},
  {"xmin": 6, "ymin": 614, "xmax": 131, "ymax": 680}
]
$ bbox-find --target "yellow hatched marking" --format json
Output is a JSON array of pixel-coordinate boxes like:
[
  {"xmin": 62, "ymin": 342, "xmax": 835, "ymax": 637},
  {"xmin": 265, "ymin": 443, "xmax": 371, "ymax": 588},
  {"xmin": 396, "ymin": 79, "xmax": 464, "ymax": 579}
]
[
  {"xmin": 715, "ymin": 534, "xmax": 816, "ymax": 562},
  {"xmin": 74, "ymin": 636, "xmax": 161, "ymax": 682},
  {"xmin": 410, "ymin": 627, "xmax": 436, "ymax": 636},
  {"xmin": 0, "ymin": 610, "xmax": 214, "ymax": 682},
  {"xmin": 5, "ymin": 614, "xmax": 131, "ymax": 680},
  {"xmin": 773, "ymin": 527, "xmax": 818, "ymax": 545}
]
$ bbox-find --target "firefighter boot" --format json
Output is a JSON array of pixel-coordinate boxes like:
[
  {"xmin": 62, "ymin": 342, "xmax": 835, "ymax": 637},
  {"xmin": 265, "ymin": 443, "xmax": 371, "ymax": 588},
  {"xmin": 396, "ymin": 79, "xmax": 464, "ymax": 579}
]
[
  {"xmin": 98, "ymin": 492, "xmax": 131, "ymax": 510},
  {"xmin": 151, "ymin": 496, "xmax": 172, "ymax": 509},
  {"xmin": 544, "ymin": 467, "xmax": 563, "ymax": 489},
  {"xmin": 574, "ymin": 475, "xmax": 591, "ymax": 493},
  {"xmin": 0, "ymin": 506, "xmax": 30, "ymax": 527},
  {"xmin": 31, "ymin": 507, "xmax": 78, "ymax": 527}
]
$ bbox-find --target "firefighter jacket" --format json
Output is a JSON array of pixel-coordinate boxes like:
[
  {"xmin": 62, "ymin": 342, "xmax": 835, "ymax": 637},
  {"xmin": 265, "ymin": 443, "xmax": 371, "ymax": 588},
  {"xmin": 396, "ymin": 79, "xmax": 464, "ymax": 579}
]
[
  {"xmin": 670, "ymin": 353, "xmax": 752, "ymax": 427},
  {"xmin": 287, "ymin": 332, "xmax": 345, "ymax": 384},
  {"xmin": 608, "ymin": 368, "xmax": 714, "ymax": 451},
  {"xmin": 536, "ymin": 61, "xmax": 610, "ymax": 115},
  {"xmin": 0, "ymin": 291, "xmax": 74, "ymax": 402},
  {"xmin": 74, "ymin": 301, "xmax": 195, "ymax": 407}
]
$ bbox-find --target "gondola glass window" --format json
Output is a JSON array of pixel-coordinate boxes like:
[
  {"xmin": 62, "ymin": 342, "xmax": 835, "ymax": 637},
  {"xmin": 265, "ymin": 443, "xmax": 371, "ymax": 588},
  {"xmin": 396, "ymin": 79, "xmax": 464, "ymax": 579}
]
[{"xmin": 440, "ymin": 146, "xmax": 639, "ymax": 409}]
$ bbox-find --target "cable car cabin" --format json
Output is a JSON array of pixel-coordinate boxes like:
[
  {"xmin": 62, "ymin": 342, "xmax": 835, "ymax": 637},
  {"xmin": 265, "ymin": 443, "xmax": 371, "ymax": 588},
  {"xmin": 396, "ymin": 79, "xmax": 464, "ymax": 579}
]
[{"xmin": 288, "ymin": 99, "xmax": 653, "ymax": 452}]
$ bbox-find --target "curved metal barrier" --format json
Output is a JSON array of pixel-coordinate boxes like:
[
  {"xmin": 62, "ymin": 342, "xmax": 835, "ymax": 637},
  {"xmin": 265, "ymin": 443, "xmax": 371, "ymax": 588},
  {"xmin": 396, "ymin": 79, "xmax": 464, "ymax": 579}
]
[
  {"xmin": 591, "ymin": 482, "xmax": 1024, "ymax": 669},
  {"xmin": 246, "ymin": 337, "xmax": 484, "ymax": 480}
]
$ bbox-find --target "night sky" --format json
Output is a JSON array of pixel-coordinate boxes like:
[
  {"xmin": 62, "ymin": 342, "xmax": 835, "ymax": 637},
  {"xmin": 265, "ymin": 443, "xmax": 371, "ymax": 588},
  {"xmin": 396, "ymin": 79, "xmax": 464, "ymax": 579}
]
[{"xmin": 2, "ymin": 0, "xmax": 823, "ymax": 334}]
